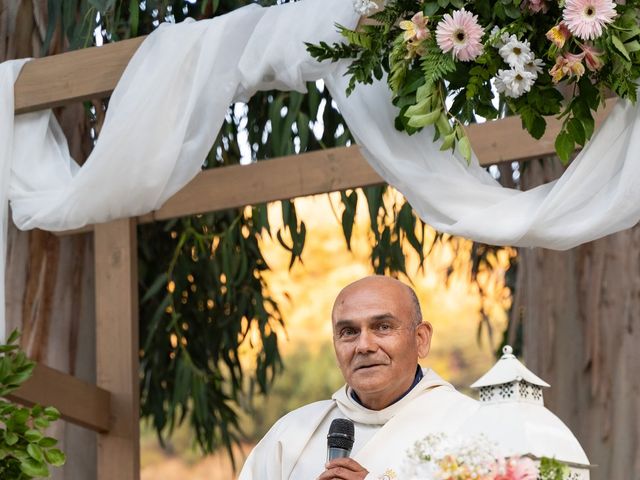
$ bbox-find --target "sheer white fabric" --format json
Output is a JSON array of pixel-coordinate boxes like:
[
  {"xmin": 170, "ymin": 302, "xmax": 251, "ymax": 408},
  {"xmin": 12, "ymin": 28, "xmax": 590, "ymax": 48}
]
[
  {"xmin": 326, "ymin": 72, "xmax": 640, "ymax": 249},
  {"xmin": 1, "ymin": 0, "xmax": 639, "ymax": 338}
]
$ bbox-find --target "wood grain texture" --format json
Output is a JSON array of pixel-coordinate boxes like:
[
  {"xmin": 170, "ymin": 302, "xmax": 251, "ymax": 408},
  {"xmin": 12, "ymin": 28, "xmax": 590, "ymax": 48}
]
[
  {"xmin": 8, "ymin": 364, "xmax": 110, "ymax": 433},
  {"xmin": 14, "ymin": 37, "xmax": 145, "ymax": 114},
  {"xmin": 139, "ymin": 146, "xmax": 382, "ymax": 223},
  {"xmin": 94, "ymin": 218, "xmax": 140, "ymax": 480}
]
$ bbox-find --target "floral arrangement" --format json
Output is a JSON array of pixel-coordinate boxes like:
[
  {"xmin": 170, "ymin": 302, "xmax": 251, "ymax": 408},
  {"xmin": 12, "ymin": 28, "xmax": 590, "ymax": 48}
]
[
  {"xmin": 307, "ymin": 0, "xmax": 640, "ymax": 163},
  {"xmin": 403, "ymin": 433, "xmax": 570, "ymax": 480}
]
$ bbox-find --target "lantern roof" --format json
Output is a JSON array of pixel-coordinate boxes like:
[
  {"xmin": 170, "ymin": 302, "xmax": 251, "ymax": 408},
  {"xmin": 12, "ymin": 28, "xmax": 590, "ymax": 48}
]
[{"xmin": 470, "ymin": 345, "xmax": 550, "ymax": 389}]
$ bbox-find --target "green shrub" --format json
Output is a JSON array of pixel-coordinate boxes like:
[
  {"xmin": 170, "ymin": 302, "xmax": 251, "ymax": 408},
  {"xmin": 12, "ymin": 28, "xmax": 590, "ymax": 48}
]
[{"xmin": 0, "ymin": 330, "xmax": 66, "ymax": 479}]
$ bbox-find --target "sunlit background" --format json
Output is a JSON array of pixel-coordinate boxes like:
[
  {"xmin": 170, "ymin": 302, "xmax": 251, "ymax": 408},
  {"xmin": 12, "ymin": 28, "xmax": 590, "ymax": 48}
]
[{"xmin": 140, "ymin": 190, "xmax": 514, "ymax": 479}]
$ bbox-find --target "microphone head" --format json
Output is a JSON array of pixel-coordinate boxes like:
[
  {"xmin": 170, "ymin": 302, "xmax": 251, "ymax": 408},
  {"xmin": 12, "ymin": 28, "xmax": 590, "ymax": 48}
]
[{"xmin": 327, "ymin": 418, "xmax": 355, "ymax": 451}]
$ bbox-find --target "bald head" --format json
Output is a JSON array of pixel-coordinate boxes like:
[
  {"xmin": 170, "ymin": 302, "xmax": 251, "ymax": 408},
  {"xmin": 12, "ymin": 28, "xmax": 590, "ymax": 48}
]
[{"xmin": 332, "ymin": 276, "xmax": 423, "ymax": 326}]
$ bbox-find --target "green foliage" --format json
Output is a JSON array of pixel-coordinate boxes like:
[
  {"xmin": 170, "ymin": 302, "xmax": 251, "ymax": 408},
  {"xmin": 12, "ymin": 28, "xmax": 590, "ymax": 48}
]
[
  {"xmin": 389, "ymin": 34, "xmax": 410, "ymax": 93},
  {"xmin": 0, "ymin": 331, "xmax": 66, "ymax": 479},
  {"xmin": 420, "ymin": 46, "xmax": 456, "ymax": 86},
  {"xmin": 304, "ymin": 41, "xmax": 360, "ymax": 63},
  {"xmin": 538, "ymin": 457, "xmax": 570, "ymax": 480}
]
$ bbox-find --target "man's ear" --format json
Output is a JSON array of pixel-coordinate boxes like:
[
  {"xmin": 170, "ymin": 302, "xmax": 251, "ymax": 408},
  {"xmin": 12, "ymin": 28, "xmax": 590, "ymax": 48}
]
[{"xmin": 416, "ymin": 321, "xmax": 432, "ymax": 359}]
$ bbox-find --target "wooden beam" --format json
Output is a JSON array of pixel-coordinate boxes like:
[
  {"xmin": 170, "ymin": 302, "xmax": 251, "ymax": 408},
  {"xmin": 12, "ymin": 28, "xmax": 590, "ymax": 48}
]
[
  {"xmin": 139, "ymin": 146, "xmax": 382, "ymax": 223},
  {"xmin": 94, "ymin": 218, "xmax": 140, "ymax": 480},
  {"xmin": 469, "ymin": 100, "xmax": 614, "ymax": 165},
  {"xmin": 7, "ymin": 364, "xmax": 111, "ymax": 433},
  {"xmin": 136, "ymin": 100, "xmax": 614, "ymax": 223},
  {"xmin": 14, "ymin": 37, "xmax": 145, "ymax": 114}
]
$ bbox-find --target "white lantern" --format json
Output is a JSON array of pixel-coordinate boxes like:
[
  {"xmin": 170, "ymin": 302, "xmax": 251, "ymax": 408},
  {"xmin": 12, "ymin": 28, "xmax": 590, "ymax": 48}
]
[{"xmin": 462, "ymin": 345, "xmax": 593, "ymax": 479}]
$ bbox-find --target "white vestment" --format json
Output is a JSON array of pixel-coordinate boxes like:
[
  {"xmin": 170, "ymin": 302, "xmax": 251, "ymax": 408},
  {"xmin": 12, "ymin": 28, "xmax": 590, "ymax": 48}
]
[{"xmin": 239, "ymin": 369, "xmax": 478, "ymax": 480}]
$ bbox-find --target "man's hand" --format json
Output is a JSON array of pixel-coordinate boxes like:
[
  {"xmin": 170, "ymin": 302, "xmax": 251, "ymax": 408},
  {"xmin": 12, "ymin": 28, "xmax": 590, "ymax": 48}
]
[{"xmin": 317, "ymin": 458, "xmax": 369, "ymax": 480}]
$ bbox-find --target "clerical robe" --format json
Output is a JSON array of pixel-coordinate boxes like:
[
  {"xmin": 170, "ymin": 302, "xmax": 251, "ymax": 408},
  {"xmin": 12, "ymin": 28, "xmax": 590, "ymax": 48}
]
[{"xmin": 238, "ymin": 369, "xmax": 479, "ymax": 480}]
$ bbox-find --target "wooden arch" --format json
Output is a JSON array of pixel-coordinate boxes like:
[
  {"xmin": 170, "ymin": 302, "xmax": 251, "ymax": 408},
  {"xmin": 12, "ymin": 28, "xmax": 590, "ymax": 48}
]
[{"xmin": 8, "ymin": 34, "xmax": 612, "ymax": 480}]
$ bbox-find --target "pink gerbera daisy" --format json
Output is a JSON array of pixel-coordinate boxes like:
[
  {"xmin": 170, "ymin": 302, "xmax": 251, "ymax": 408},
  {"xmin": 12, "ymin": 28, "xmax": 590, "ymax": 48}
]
[
  {"xmin": 435, "ymin": 9, "xmax": 484, "ymax": 62},
  {"xmin": 493, "ymin": 456, "xmax": 538, "ymax": 480},
  {"xmin": 563, "ymin": 0, "xmax": 617, "ymax": 40}
]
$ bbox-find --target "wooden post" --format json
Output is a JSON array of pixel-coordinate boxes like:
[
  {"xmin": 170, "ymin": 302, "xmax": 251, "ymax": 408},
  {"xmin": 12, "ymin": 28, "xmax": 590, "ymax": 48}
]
[{"xmin": 94, "ymin": 218, "xmax": 139, "ymax": 480}]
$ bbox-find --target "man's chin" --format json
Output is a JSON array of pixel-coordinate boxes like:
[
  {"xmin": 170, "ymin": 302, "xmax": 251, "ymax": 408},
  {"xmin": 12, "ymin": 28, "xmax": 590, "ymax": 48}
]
[{"xmin": 349, "ymin": 366, "xmax": 389, "ymax": 389}]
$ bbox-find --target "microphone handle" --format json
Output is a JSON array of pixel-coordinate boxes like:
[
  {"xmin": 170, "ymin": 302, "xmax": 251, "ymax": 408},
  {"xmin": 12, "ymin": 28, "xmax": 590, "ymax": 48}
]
[{"xmin": 327, "ymin": 446, "xmax": 351, "ymax": 462}]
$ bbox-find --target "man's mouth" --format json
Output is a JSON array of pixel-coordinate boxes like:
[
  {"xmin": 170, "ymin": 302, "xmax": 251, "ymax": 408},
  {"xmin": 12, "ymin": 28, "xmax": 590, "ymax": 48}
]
[{"xmin": 354, "ymin": 363, "xmax": 386, "ymax": 371}]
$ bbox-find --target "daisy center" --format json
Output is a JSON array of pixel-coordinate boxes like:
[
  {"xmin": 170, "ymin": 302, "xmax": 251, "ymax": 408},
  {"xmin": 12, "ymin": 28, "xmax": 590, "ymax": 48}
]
[
  {"xmin": 584, "ymin": 5, "xmax": 595, "ymax": 18},
  {"xmin": 454, "ymin": 30, "xmax": 466, "ymax": 43},
  {"xmin": 515, "ymin": 74, "xmax": 524, "ymax": 81},
  {"xmin": 513, "ymin": 47, "xmax": 522, "ymax": 55}
]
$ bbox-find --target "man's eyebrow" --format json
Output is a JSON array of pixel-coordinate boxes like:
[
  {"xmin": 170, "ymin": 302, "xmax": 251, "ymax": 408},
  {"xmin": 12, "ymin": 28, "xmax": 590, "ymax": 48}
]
[
  {"xmin": 334, "ymin": 319, "xmax": 356, "ymax": 330},
  {"xmin": 334, "ymin": 313, "xmax": 398, "ymax": 330},
  {"xmin": 370, "ymin": 313, "xmax": 397, "ymax": 322}
]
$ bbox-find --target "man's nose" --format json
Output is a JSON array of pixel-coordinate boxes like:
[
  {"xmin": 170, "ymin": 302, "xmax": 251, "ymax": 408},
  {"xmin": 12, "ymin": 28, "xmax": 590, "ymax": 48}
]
[{"xmin": 354, "ymin": 329, "xmax": 377, "ymax": 354}]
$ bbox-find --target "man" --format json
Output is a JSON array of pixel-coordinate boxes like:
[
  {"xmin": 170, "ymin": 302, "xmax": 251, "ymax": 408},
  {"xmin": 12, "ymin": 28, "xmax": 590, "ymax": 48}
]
[{"xmin": 239, "ymin": 276, "xmax": 479, "ymax": 479}]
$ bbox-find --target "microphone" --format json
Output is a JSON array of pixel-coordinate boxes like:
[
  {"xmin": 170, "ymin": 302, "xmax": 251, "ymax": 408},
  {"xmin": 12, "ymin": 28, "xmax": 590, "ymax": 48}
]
[{"xmin": 327, "ymin": 418, "xmax": 355, "ymax": 462}]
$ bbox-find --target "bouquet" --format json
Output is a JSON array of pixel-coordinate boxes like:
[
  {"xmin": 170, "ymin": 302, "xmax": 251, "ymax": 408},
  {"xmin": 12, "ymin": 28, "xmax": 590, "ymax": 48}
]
[
  {"xmin": 307, "ymin": 0, "xmax": 640, "ymax": 163},
  {"xmin": 403, "ymin": 433, "xmax": 570, "ymax": 480}
]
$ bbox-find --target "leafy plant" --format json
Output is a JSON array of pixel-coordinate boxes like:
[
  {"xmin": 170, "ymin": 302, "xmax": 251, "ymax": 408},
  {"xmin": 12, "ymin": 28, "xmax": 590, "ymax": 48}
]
[
  {"xmin": 538, "ymin": 457, "xmax": 571, "ymax": 480},
  {"xmin": 0, "ymin": 331, "xmax": 66, "ymax": 479}
]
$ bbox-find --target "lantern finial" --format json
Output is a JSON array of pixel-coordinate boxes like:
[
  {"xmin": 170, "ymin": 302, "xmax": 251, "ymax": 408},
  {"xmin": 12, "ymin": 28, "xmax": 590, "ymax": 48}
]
[{"xmin": 502, "ymin": 345, "xmax": 514, "ymax": 357}]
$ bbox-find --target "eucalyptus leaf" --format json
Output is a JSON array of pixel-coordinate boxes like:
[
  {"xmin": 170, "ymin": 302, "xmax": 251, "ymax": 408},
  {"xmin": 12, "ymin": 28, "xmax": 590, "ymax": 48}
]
[
  {"xmin": 457, "ymin": 135, "xmax": 472, "ymax": 163},
  {"xmin": 555, "ymin": 131, "xmax": 575, "ymax": 165},
  {"xmin": 407, "ymin": 109, "xmax": 441, "ymax": 128}
]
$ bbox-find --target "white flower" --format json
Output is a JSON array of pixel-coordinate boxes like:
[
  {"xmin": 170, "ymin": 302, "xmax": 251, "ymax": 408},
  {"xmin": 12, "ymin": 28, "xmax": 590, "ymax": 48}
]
[
  {"xmin": 352, "ymin": 0, "xmax": 381, "ymax": 15},
  {"xmin": 499, "ymin": 36, "xmax": 533, "ymax": 68},
  {"xmin": 523, "ymin": 57, "xmax": 545, "ymax": 78},
  {"xmin": 403, "ymin": 433, "xmax": 501, "ymax": 479},
  {"xmin": 495, "ymin": 68, "xmax": 537, "ymax": 98}
]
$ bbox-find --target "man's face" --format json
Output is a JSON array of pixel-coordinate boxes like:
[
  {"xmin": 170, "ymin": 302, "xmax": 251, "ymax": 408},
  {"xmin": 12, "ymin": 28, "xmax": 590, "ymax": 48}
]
[{"xmin": 331, "ymin": 278, "xmax": 432, "ymax": 410}]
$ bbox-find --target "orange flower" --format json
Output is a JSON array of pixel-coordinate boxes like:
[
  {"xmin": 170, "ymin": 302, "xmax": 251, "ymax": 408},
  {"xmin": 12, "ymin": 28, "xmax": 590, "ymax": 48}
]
[
  {"xmin": 546, "ymin": 22, "xmax": 572, "ymax": 48},
  {"xmin": 399, "ymin": 12, "xmax": 429, "ymax": 42},
  {"xmin": 550, "ymin": 52, "xmax": 585, "ymax": 83}
]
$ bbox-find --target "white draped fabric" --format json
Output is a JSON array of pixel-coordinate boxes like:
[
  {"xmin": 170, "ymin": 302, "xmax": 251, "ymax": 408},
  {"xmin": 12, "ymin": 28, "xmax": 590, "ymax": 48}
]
[{"xmin": 1, "ymin": 0, "xmax": 640, "ymax": 338}]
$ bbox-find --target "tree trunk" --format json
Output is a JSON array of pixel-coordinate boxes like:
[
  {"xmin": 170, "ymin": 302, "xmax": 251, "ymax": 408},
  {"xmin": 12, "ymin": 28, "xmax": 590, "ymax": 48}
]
[
  {"xmin": 2, "ymin": 2, "xmax": 97, "ymax": 478},
  {"xmin": 6, "ymin": 229, "xmax": 97, "ymax": 480},
  {"xmin": 512, "ymin": 158, "xmax": 640, "ymax": 480}
]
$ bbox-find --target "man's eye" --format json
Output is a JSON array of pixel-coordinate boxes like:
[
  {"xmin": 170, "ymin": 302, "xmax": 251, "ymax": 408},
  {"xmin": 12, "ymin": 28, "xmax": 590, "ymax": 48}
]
[
  {"xmin": 341, "ymin": 328, "xmax": 357, "ymax": 337},
  {"xmin": 376, "ymin": 323, "xmax": 391, "ymax": 331}
]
